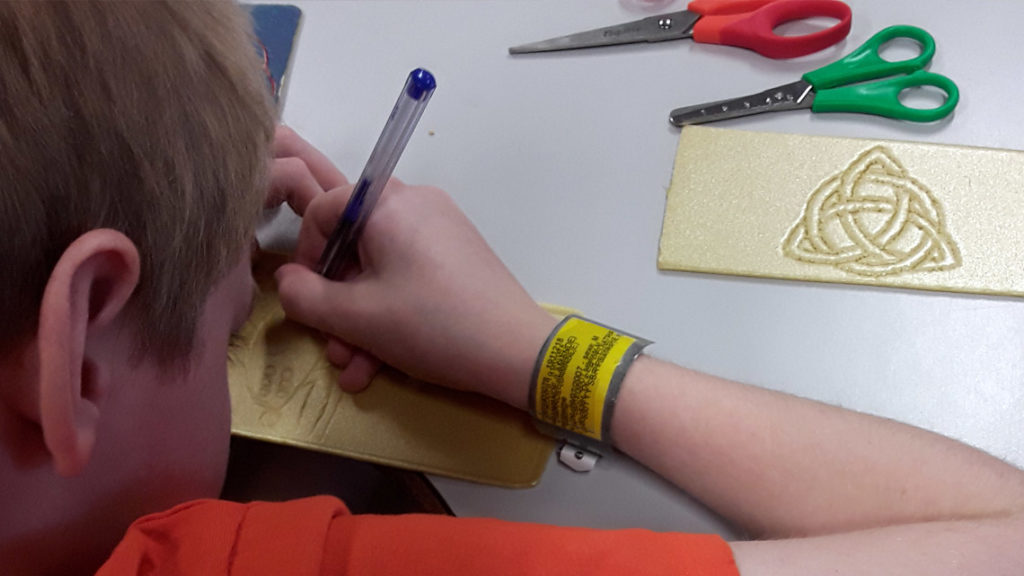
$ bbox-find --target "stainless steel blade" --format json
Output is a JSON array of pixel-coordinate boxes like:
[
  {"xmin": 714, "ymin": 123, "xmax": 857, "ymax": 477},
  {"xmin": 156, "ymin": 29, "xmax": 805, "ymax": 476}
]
[
  {"xmin": 509, "ymin": 11, "xmax": 698, "ymax": 54},
  {"xmin": 669, "ymin": 80, "xmax": 815, "ymax": 127}
]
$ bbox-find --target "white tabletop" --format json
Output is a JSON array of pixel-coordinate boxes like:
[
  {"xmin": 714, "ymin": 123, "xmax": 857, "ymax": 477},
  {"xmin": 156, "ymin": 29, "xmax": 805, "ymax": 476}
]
[{"xmin": 261, "ymin": 0, "xmax": 1024, "ymax": 536}]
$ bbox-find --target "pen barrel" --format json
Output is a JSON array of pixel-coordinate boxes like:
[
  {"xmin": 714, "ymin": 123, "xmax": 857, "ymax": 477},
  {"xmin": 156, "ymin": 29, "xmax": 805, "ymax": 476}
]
[{"xmin": 317, "ymin": 69, "xmax": 436, "ymax": 279}]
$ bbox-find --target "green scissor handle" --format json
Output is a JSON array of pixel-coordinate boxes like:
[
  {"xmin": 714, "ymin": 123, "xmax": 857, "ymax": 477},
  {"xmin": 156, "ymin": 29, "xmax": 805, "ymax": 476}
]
[
  {"xmin": 811, "ymin": 70, "xmax": 960, "ymax": 122},
  {"xmin": 803, "ymin": 25, "xmax": 936, "ymax": 89},
  {"xmin": 801, "ymin": 25, "xmax": 959, "ymax": 122}
]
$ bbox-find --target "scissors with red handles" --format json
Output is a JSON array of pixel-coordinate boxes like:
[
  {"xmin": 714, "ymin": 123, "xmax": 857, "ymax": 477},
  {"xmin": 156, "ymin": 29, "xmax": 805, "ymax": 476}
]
[{"xmin": 508, "ymin": 0, "xmax": 852, "ymax": 60}]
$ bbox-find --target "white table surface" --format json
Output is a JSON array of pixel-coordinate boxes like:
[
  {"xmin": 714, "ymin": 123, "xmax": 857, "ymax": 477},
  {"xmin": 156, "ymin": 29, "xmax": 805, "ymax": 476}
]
[{"xmin": 258, "ymin": 0, "xmax": 1024, "ymax": 536}]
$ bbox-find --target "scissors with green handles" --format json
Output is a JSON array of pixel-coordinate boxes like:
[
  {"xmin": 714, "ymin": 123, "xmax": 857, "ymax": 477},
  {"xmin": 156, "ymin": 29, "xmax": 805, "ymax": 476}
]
[{"xmin": 669, "ymin": 25, "xmax": 959, "ymax": 126}]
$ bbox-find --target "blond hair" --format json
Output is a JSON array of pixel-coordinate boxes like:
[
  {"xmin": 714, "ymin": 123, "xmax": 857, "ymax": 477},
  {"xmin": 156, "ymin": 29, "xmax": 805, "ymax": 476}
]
[{"xmin": 0, "ymin": 1, "xmax": 275, "ymax": 362}]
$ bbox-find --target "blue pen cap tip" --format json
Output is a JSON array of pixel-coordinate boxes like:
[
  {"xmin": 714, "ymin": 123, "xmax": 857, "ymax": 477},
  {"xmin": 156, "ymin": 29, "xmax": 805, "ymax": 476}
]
[{"xmin": 406, "ymin": 68, "xmax": 436, "ymax": 101}]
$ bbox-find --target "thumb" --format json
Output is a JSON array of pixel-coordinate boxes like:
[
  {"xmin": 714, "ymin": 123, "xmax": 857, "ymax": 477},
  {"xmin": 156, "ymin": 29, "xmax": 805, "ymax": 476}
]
[{"xmin": 274, "ymin": 263, "xmax": 369, "ymax": 341}]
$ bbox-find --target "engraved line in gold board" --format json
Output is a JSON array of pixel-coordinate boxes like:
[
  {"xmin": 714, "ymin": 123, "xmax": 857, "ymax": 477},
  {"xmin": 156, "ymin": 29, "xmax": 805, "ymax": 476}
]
[{"xmin": 781, "ymin": 145, "xmax": 961, "ymax": 277}]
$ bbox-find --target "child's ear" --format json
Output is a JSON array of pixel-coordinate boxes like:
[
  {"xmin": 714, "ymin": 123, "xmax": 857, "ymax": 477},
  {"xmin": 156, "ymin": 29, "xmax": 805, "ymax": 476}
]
[{"xmin": 36, "ymin": 229, "xmax": 140, "ymax": 477}]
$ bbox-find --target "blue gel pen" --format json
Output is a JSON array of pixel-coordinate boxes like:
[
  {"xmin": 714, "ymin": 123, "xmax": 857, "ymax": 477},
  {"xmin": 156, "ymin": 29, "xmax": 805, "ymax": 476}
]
[{"xmin": 316, "ymin": 68, "xmax": 436, "ymax": 280}]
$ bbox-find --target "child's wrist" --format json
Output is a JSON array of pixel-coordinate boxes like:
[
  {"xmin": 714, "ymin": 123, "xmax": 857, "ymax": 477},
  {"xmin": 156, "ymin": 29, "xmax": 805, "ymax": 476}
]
[
  {"xmin": 528, "ymin": 315, "xmax": 651, "ymax": 445},
  {"xmin": 482, "ymin": 309, "xmax": 558, "ymax": 412}
]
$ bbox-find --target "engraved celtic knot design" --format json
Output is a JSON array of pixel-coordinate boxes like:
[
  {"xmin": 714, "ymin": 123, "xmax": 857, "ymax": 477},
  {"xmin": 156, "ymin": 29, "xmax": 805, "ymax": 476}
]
[{"xmin": 781, "ymin": 145, "xmax": 961, "ymax": 277}]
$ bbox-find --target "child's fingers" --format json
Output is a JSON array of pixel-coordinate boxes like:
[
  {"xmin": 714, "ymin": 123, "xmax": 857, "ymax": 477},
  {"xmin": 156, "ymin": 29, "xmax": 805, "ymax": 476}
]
[
  {"xmin": 275, "ymin": 262, "xmax": 373, "ymax": 339},
  {"xmin": 265, "ymin": 157, "xmax": 323, "ymax": 215},
  {"xmin": 291, "ymin": 178, "xmax": 406, "ymax": 269},
  {"xmin": 292, "ymin": 185, "xmax": 357, "ymax": 268},
  {"xmin": 336, "ymin": 351, "xmax": 381, "ymax": 394},
  {"xmin": 325, "ymin": 336, "xmax": 354, "ymax": 368},
  {"xmin": 273, "ymin": 125, "xmax": 348, "ymax": 190}
]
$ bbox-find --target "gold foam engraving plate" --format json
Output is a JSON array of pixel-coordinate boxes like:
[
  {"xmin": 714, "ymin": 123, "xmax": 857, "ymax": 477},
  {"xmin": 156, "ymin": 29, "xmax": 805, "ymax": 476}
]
[
  {"xmin": 659, "ymin": 127, "xmax": 1024, "ymax": 297},
  {"xmin": 228, "ymin": 254, "xmax": 555, "ymax": 488}
]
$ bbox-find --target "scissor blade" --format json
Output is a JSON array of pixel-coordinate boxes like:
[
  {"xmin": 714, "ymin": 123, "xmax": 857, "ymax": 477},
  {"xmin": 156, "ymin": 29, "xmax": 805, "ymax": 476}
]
[
  {"xmin": 669, "ymin": 80, "xmax": 815, "ymax": 127},
  {"xmin": 509, "ymin": 11, "xmax": 698, "ymax": 54}
]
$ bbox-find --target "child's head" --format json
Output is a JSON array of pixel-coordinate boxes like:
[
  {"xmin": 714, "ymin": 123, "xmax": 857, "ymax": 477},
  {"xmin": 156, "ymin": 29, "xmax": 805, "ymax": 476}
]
[
  {"xmin": 0, "ymin": 1, "xmax": 273, "ymax": 361},
  {"xmin": 0, "ymin": 2, "xmax": 274, "ymax": 572}
]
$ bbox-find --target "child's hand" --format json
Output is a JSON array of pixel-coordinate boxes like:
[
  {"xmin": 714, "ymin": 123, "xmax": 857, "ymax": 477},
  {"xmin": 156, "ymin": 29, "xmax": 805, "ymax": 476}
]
[
  {"xmin": 275, "ymin": 180, "xmax": 557, "ymax": 410},
  {"xmin": 264, "ymin": 125, "xmax": 347, "ymax": 212},
  {"xmin": 264, "ymin": 126, "xmax": 381, "ymax": 393}
]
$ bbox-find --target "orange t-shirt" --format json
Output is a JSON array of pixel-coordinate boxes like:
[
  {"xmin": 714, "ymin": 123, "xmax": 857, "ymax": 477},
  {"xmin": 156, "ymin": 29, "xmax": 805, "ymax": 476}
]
[{"xmin": 97, "ymin": 496, "xmax": 739, "ymax": 575}]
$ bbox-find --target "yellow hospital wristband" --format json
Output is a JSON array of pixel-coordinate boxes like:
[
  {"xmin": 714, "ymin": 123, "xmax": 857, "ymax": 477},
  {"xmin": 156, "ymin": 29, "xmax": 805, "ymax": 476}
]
[{"xmin": 529, "ymin": 315, "xmax": 651, "ymax": 445}]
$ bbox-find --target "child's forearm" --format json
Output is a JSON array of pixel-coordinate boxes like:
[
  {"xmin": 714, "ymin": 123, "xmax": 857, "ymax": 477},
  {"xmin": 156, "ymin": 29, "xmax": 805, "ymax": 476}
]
[
  {"xmin": 612, "ymin": 355, "xmax": 1024, "ymax": 539},
  {"xmin": 730, "ymin": 515, "xmax": 1024, "ymax": 576}
]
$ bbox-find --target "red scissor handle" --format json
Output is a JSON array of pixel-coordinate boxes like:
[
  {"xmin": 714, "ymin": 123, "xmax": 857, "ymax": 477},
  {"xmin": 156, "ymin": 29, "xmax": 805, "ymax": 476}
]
[
  {"xmin": 688, "ymin": 0, "xmax": 781, "ymax": 15},
  {"xmin": 691, "ymin": 0, "xmax": 852, "ymax": 59}
]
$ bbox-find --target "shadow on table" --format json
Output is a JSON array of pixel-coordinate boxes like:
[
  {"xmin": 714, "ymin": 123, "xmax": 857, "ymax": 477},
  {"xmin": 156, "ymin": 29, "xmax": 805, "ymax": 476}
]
[{"xmin": 221, "ymin": 436, "xmax": 453, "ymax": 516}]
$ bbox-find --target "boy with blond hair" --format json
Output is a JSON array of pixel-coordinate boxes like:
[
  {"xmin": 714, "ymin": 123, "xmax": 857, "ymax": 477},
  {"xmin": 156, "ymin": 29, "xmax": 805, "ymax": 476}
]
[{"xmin": 1, "ymin": 2, "xmax": 1022, "ymax": 575}]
